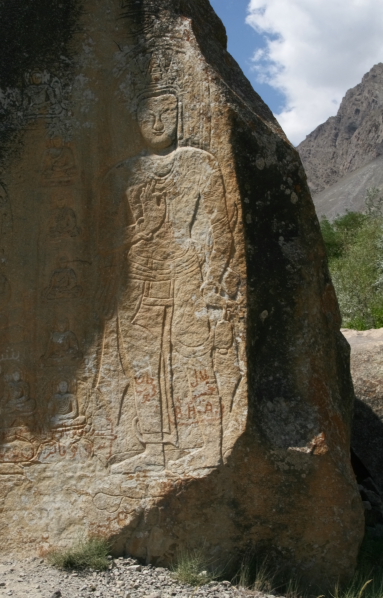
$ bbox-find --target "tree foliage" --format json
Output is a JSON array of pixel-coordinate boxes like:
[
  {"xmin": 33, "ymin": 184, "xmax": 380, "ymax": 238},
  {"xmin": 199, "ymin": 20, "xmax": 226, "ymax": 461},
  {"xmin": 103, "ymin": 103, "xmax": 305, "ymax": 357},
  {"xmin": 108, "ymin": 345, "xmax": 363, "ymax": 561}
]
[{"xmin": 320, "ymin": 187, "xmax": 383, "ymax": 330}]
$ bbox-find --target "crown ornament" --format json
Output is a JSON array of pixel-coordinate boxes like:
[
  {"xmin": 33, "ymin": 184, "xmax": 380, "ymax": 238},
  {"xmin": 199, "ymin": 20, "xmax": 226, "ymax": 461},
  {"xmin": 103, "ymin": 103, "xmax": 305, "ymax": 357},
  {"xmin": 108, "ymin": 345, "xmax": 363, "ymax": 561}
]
[{"xmin": 116, "ymin": 44, "xmax": 185, "ymax": 111}]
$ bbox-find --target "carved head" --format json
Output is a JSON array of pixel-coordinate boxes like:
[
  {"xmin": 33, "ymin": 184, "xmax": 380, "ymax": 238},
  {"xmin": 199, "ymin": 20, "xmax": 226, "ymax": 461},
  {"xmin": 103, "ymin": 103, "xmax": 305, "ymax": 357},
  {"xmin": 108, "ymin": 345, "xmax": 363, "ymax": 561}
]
[
  {"xmin": 137, "ymin": 91, "xmax": 178, "ymax": 152},
  {"xmin": 58, "ymin": 255, "xmax": 69, "ymax": 268},
  {"xmin": 51, "ymin": 188, "xmax": 70, "ymax": 208},
  {"xmin": 58, "ymin": 380, "xmax": 69, "ymax": 394},
  {"xmin": 56, "ymin": 318, "xmax": 69, "ymax": 333},
  {"xmin": 31, "ymin": 72, "xmax": 43, "ymax": 85},
  {"xmin": 52, "ymin": 137, "xmax": 64, "ymax": 149},
  {"xmin": 12, "ymin": 370, "xmax": 21, "ymax": 382}
]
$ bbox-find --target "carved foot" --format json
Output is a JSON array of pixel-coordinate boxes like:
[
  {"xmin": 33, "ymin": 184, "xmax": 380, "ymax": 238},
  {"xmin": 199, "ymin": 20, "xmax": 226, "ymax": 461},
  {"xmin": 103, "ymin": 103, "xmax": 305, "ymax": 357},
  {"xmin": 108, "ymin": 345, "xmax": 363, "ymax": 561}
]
[
  {"xmin": 167, "ymin": 448, "xmax": 221, "ymax": 476},
  {"xmin": 111, "ymin": 447, "xmax": 165, "ymax": 474}
]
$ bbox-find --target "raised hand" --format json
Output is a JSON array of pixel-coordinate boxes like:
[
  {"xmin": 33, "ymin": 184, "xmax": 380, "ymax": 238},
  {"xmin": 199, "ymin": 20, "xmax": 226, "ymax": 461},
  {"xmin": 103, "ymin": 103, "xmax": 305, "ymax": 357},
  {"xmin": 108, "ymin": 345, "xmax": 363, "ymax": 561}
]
[{"xmin": 137, "ymin": 180, "xmax": 167, "ymax": 237}]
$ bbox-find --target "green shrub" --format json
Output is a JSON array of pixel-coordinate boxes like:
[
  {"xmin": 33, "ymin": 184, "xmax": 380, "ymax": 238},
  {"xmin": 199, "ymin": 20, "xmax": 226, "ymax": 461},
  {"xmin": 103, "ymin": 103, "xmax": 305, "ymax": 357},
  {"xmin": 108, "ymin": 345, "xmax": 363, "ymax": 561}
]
[
  {"xmin": 320, "ymin": 212, "xmax": 367, "ymax": 260},
  {"xmin": 48, "ymin": 536, "xmax": 111, "ymax": 571},
  {"xmin": 171, "ymin": 547, "xmax": 220, "ymax": 586},
  {"xmin": 330, "ymin": 217, "xmax": 383, "ymax": 328},
  {"xmin": 320, "ymin": 189, "xmax": 383, "ymax": 330}
]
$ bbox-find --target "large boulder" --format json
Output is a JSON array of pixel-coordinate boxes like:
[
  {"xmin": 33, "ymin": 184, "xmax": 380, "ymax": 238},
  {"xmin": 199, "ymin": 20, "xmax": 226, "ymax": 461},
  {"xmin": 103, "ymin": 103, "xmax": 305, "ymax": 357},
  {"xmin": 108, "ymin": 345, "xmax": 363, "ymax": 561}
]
[
  {"xmin": 0, "ymin": 0, "xmax": 363, "ymax": 584},
  {"xmin": 344, "ymin": 328, "xmax": 383, "ymax": 490}
]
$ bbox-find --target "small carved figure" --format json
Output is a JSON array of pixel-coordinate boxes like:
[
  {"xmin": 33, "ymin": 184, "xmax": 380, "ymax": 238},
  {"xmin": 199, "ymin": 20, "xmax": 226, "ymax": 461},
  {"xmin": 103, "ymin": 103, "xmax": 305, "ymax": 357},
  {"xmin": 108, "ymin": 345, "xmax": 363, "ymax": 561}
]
[
  {"xmin": 1, "ymin": 370, "xmax": 36, "ymax": 428},
  {"xmin": 43, "ymin": 256, "xmax": 82, "ymax": 300},
  {"xmin": 41, "ymin": 138, "xmax": 77, "ymax": 186},
  {"xmin": 48, "ymin": 194, "xmax": 81, "ymax": 238},
  {"xmin": 23, "ymin": 71, "xmax": 64, "ymax": 119},
  {"xmin": 41, "ymin": 318, "xmax": 83, "ymax": 366},
  {"xmin": 48, "ymin": 380, "xmax": 86, "ymax": 429}
]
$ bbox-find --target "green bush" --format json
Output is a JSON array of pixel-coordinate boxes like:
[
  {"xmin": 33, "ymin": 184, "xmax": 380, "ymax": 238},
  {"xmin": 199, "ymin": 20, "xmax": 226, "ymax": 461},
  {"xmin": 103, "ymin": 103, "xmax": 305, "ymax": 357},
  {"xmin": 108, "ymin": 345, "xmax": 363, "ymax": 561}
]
[
  {"xmin": 320, "ymin": 188, "xmax": 383, "ymax": 330},
  {"xmin": 171, "ymin": 547, "xmax": 221, "ymax": 586},
  {"xmin": 48, "ymin": 536, "xmax": 111, "ymax": 571}
]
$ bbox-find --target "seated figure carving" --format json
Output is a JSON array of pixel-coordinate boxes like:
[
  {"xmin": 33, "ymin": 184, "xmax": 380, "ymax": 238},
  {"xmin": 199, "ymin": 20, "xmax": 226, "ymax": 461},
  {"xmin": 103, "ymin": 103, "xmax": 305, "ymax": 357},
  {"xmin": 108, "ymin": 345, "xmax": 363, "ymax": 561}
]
[
  {"xmin": 43, "ymin": 256, "xmax": 82, "ymax": 300},
  {"xmin": 1, "ymin": 370, "xmax": 36, "ymax": 428},
  {"xmin": 49, "ymin": 196, "xmax": 81, "ymax": 238},
  {"xmin": 41, "ymin": 137, "xmax": 77, "ymax": 185},
  {"xmin": 48, "ymin": 380, "xmax": 85, "ymax": 429},
  {"xmin": 41, "ymin": 318, "xmax": 83, "ymax": 366}
]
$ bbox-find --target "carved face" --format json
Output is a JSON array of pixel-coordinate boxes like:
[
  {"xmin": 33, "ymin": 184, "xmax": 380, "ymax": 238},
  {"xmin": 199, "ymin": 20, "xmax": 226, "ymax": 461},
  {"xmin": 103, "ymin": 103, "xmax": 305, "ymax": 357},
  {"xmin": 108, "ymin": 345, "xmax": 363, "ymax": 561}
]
[
  {"xmin": 12, "ymin": 371, "xmax": 21, "ymax": 382},
  {"xmin": 56, "ymin": 318, "xmax": 69, "ymax": 333},
  {"xmin": 31, "ymin": 72, "xmax": 43, "ymax": 85},
  {"xmin": 58, "ymin": 381, "xmax": 68, "ymax": 394},
  {"xmin": 137, "ymin": 94, "xmax": 178, "ymax": 151},
  {"xmin": 52, "ymin": 137, "xmax": 63, "ymax": 149}
]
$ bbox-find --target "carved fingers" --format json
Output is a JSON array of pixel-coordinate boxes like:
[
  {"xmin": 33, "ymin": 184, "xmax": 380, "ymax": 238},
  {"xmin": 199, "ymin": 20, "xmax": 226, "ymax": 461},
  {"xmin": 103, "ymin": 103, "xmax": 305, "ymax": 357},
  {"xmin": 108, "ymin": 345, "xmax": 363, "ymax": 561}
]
[
  {"xmin": 201, "ymin": 281, "xmax": 226, "ymax": 309},
  {"xmin": 138, "ymin": 180, "xmax": 166, "ymax": 236}
]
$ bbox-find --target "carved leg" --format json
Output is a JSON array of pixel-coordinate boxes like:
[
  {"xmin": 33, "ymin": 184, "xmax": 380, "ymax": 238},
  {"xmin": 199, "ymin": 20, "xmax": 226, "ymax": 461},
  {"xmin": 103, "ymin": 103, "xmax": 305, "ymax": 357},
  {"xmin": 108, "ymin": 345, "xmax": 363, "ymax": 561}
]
[
  {"xmin": 113, "ymin": 300, "xmax": 167, "ymax": 473},
  {"xmin": 168, "ymin": 362, "xmax": 223, "ymax": 474}
]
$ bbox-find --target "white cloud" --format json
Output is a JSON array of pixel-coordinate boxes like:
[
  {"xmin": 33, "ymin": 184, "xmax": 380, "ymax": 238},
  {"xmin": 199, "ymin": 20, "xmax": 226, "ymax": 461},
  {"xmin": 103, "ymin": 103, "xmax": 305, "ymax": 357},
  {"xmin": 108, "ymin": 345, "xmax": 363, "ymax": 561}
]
[{"xmin": 246, "ymin": 0, "xmax": 383, "ymax": 145}]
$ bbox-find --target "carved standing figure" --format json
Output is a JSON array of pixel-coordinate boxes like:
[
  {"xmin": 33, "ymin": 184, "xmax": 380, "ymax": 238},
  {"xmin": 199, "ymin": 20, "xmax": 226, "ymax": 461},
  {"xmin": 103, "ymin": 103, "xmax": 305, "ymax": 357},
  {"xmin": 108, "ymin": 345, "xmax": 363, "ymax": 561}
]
[{"xmin": 100, "ymin": 79, "xmax": 233, "ymax": 475}]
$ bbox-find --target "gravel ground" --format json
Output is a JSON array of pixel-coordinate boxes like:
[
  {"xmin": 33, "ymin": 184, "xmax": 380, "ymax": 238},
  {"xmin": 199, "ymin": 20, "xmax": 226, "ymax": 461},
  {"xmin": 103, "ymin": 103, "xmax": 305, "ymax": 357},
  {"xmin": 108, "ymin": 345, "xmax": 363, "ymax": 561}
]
[{"xmin": 0, "ymin": 556, "xmax": 276, "ymax": 598}]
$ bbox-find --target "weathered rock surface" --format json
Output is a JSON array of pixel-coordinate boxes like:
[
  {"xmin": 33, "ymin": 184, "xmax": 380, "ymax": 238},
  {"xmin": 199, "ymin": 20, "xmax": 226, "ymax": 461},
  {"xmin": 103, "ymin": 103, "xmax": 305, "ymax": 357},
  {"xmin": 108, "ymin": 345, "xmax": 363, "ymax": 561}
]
[
  {"xmin": 0, "ymin": 0, "xmax": 363, "ymax": 584},
  {"xmin": 298, "ymin": 63, "xmax": 383, "ymax": 196},
  {"xmin": 344, "ymin": 328, "xmax": 383, "ymax": 491}
]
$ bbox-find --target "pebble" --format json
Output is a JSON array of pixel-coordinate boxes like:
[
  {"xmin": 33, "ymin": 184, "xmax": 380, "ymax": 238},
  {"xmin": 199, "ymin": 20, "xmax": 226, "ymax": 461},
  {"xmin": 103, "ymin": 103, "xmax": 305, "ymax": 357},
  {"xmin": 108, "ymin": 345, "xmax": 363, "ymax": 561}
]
[{"xmin": 0, "ymin": 556, "xmax": 286, "ymax": 598}]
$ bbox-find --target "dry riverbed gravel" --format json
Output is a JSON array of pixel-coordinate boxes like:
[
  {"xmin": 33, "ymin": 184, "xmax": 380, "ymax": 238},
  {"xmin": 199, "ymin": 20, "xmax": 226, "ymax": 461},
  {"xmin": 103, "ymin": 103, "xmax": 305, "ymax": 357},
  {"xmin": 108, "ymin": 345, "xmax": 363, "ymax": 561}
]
[{"xmin": 0, "ymin": 556, "xmax": 278, "ymax": 598}]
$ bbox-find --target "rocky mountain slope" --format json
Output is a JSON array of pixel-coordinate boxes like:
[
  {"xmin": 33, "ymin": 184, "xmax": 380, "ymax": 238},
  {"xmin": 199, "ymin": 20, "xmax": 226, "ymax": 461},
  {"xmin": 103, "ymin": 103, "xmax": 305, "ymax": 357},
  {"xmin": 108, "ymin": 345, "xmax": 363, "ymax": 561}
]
[
  {"xmin": 298, "ymin": 63, "xmax": 383, "ymax": 196},
  {"xmin": 313, "ymin": 154, "xmax": 383, "ymax": 218}
]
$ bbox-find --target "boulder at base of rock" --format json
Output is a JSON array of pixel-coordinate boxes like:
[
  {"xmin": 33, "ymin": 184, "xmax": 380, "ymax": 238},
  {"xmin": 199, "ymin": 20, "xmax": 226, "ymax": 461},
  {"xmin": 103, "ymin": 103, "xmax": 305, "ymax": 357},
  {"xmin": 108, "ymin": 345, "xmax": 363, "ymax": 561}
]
[
  {"xmin": 344, "ymin": 328, "xmax": 383, "ymax": 491},
  {"xmin": 0, "ymin": 0, "xmax": 363, "ymax": 586}
]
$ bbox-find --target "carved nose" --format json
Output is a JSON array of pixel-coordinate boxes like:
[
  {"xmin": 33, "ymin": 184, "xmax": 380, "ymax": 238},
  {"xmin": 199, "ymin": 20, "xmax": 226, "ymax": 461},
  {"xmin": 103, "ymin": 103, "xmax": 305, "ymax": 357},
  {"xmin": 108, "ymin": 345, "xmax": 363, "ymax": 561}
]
[{"xmin": 153, "ymin": 117, "xmax": 164, "ymax": 132}]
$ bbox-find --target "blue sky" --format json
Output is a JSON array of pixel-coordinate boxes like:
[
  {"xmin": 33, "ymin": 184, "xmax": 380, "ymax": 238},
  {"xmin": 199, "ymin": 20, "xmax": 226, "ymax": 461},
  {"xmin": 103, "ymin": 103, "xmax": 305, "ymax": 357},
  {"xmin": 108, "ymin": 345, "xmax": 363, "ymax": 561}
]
[
  {"xmin": 209, "ymin": 0, "xmax": 383, "ymax": 146},
  {"xmin": 210, "ymin": 0, "xmax": 285, "ymax": 114}
]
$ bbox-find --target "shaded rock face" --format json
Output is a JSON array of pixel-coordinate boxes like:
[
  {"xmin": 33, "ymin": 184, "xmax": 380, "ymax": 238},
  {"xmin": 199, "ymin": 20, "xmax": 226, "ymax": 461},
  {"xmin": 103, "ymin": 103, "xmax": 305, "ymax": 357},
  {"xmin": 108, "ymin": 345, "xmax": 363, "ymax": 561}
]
[
  {"xmin": 298, "ymin": 63, "xmax": 383, "ymax": 196},
  {"xmin": 0, "ymin": 0, "xmax": 363, "ymax": 584}
]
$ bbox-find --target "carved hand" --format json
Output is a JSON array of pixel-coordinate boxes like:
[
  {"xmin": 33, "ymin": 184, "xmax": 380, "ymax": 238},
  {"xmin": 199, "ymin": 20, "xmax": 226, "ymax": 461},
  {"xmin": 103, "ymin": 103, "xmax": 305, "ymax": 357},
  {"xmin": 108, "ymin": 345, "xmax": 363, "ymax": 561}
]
[
  {"xmin": 201, "ymin": 282, "xmax": 237, "ymax": 311},
  {"xmin": 136, "ymin": 180, "xmax": 167, "ymax": 238},
  {"xmin": 201, "ymin": 281, "xmax": 226, "ymax": 309}
]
